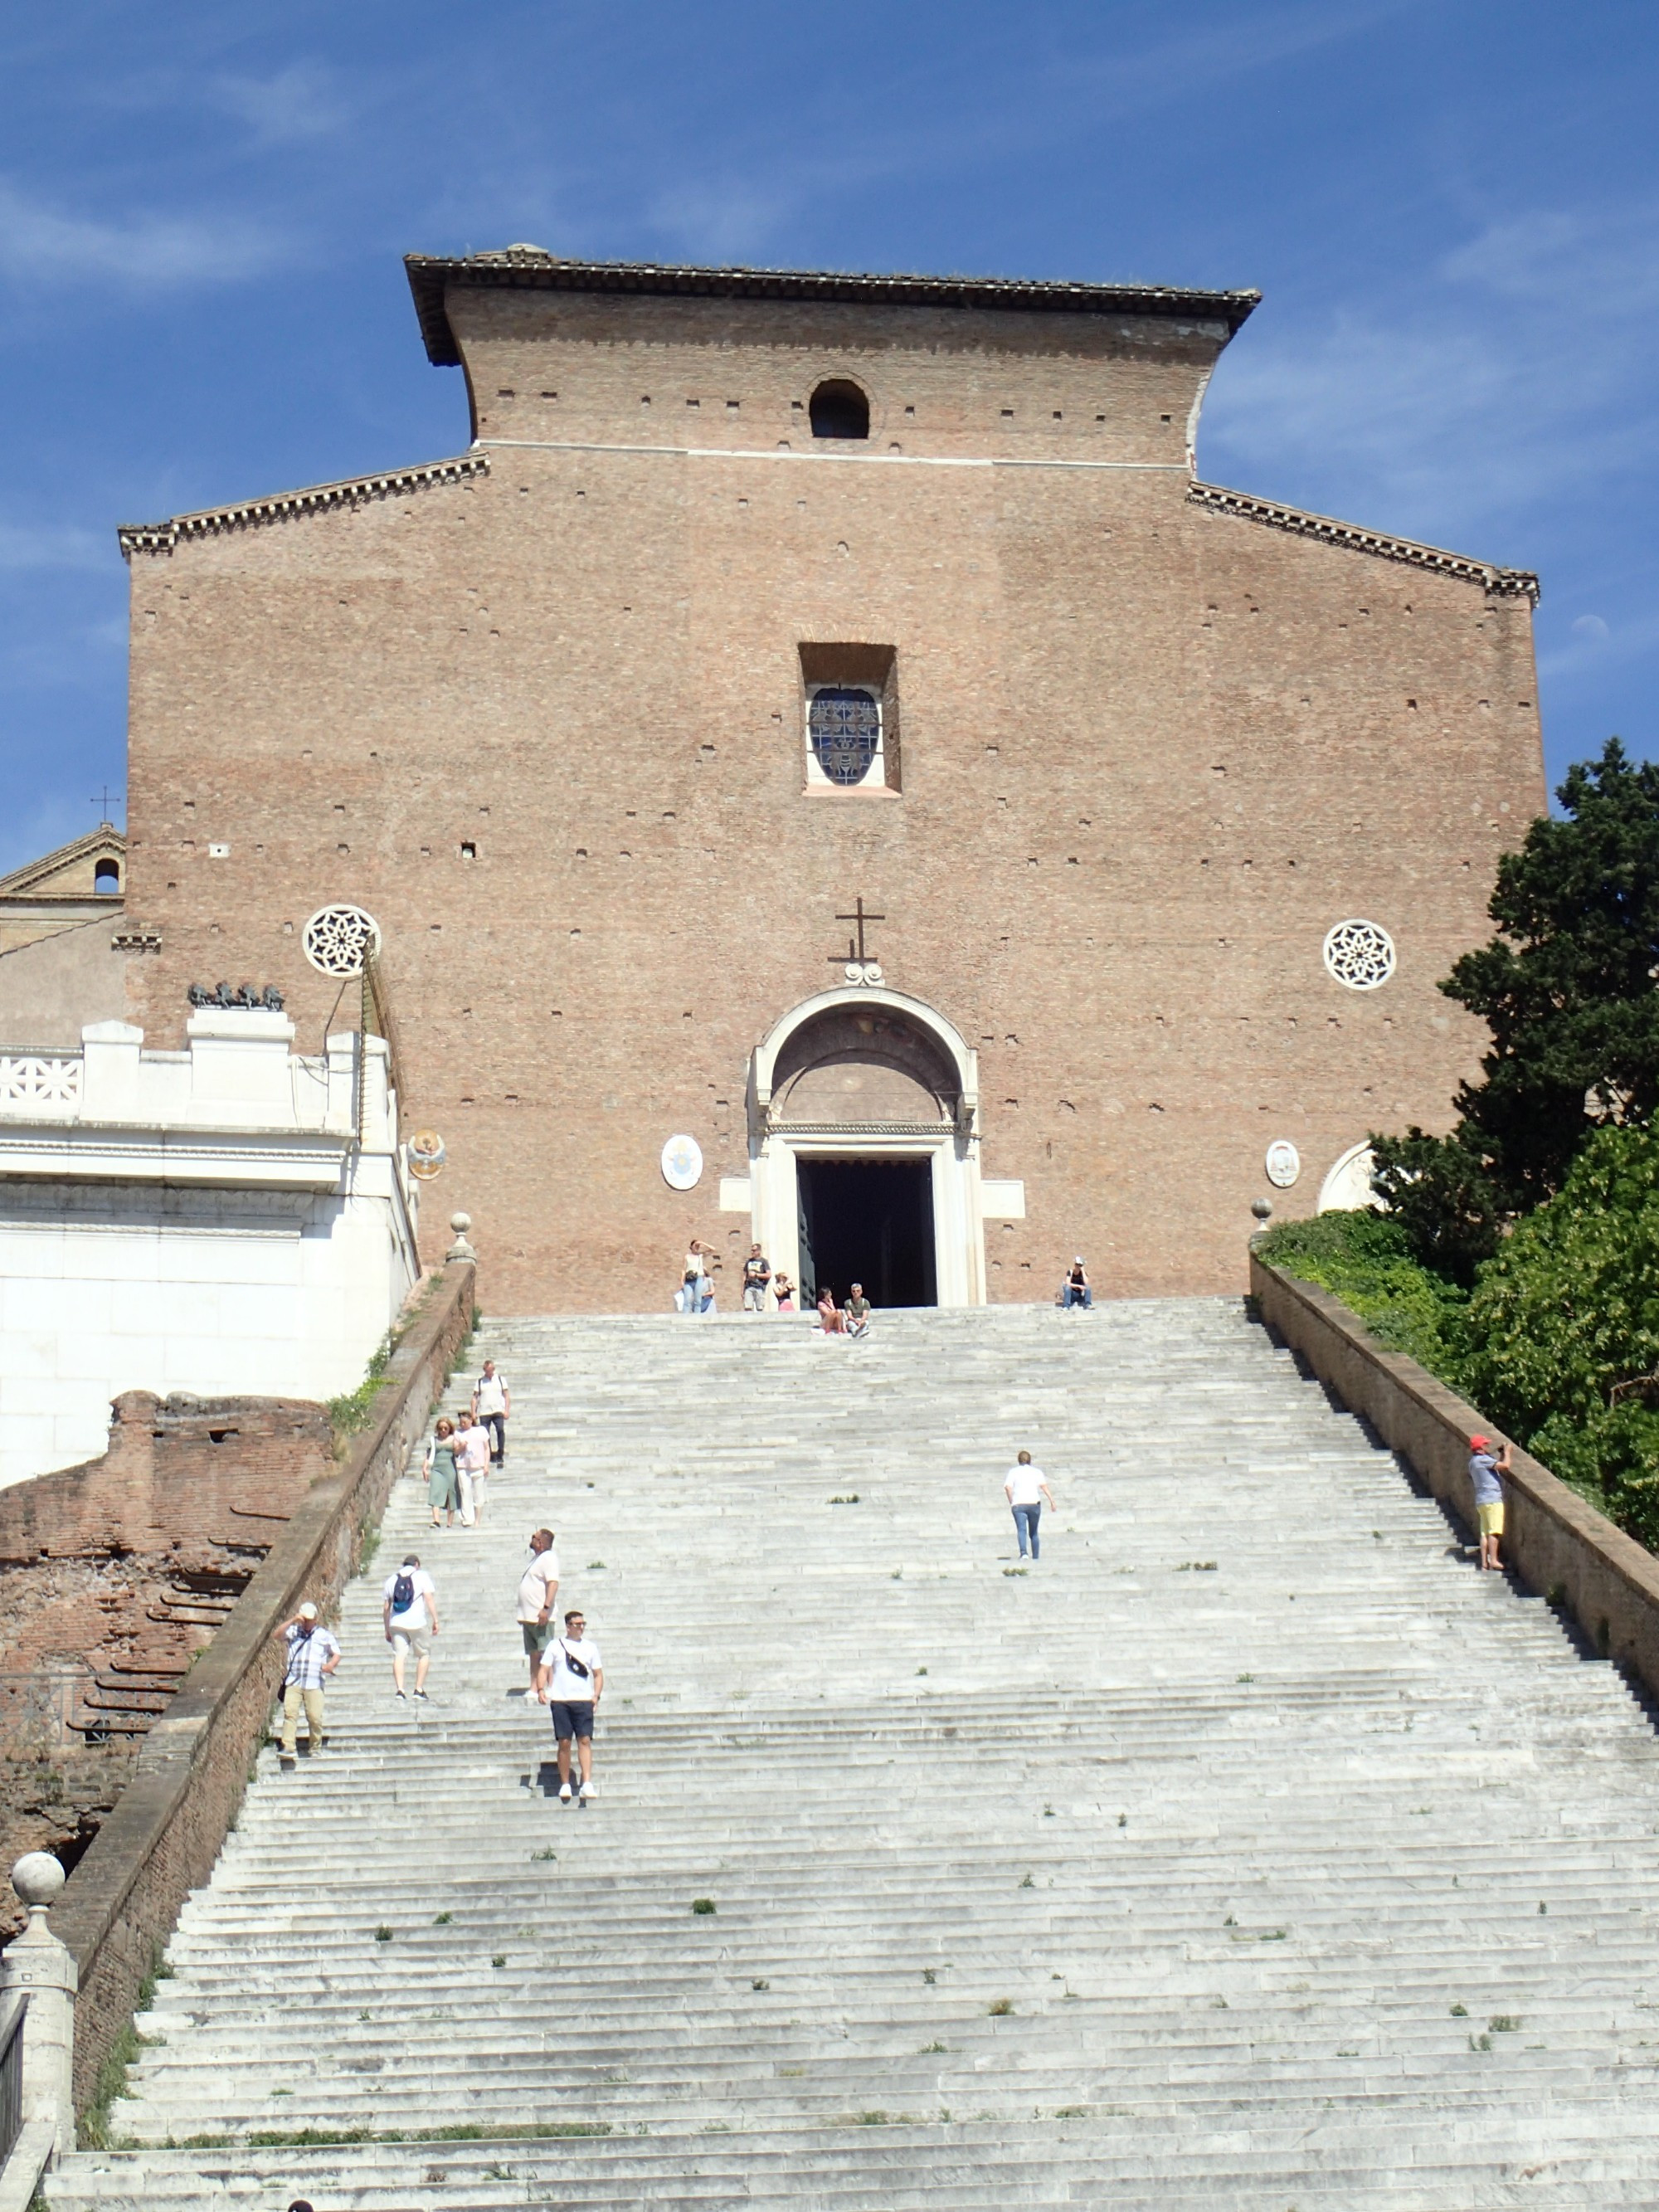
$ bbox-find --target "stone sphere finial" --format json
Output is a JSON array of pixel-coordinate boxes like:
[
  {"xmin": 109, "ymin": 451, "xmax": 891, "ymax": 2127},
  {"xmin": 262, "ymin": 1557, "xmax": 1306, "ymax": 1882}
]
[
  {"xmin": 1250, "ymin": 1196, "xmax": 1274, "ymax": 1224},
  {"xmin": 450, "ymin": 1212, "xmax": 471, "ymax": 1236},
  {"xmin": 11, "ymin": 1851, "xmax": 66, "ymax": 1911},
  {"xmin": 445, "ymin": 1211, "xmax": 477, "ymax": 1264}
]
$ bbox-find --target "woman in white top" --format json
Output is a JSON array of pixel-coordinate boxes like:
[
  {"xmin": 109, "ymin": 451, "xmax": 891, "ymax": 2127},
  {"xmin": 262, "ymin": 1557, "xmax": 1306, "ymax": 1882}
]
[{"xmin": 1004, "ymin": 1449, "xmax": 1057, "ymax": 1561}]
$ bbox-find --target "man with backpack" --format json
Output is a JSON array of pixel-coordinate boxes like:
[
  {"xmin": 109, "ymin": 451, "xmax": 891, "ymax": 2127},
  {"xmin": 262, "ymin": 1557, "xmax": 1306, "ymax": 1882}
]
[
  {"xmin": 471, "ymin": 1358, "xmax": 511, "ymax": 1465},
  {"xmin": 382, "ymin": 1552, "xmax": 440, "ymax": 1700}
]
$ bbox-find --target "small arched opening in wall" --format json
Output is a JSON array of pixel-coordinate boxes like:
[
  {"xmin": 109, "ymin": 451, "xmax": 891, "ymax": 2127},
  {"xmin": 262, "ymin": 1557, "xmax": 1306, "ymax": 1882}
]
[
  {"xmin": 1318, "ymin": 1142, "xmax": 1382, "ymax": 1213},
  {"xmin": 809, "ymin": 379, "xmax": 870, "ymax": 441},
  {"xmin": 94, "ymin": 859, "xmax": 120, "ymax": 894},
  {"xmin": 747, "ymin": 986, "xmax": 986, "ymax": 1307}
]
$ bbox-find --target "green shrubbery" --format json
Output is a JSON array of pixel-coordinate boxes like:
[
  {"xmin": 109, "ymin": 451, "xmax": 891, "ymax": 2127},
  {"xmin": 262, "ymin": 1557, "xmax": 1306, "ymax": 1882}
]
[
  {"xmin": 1262, "ymin": 1124, "xmax": 1659, "ymax": 1547},
  {"xmin": 1261, "ymin": 739, "xmax": 1659, "ymax": 1554}
]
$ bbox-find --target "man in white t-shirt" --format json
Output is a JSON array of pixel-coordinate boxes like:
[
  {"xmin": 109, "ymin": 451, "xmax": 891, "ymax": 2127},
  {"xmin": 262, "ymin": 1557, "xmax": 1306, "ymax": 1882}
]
[
  {"xmin": 517, "ymin": 1528, "xmax": 561, "ymax": 1699},
  {"xmin": 382, "ymin": 1552, "xmax": 440, "ymax": 1699},
  {"xmin": 471, "ymin": 1359, "xmax": 511, "ymax": 1465},
  {"xmin": 1004, "ymin": 1449, "xmax": 1058, "ymax": 1562},
  {"xmin": 547, "ymin": 1608, "xmax": 604, "ymax": 1804}
]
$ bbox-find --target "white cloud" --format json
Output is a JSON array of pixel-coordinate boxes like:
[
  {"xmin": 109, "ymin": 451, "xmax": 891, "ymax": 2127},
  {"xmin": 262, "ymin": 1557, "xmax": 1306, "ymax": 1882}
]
[
  {"xmin": 1202, "ymin": 201, "xmax": 1659, "ymax": 556},
  {"xmin": 0, "ymin": 519, "xmax": 111, "ymax": 573},
  {"xmin": 0, "ymin": 178, "xmax": 289, "ymax": 288},
  {"xmin": 208, "ymin": 62, "xmax": 352, "ymax": 149}
]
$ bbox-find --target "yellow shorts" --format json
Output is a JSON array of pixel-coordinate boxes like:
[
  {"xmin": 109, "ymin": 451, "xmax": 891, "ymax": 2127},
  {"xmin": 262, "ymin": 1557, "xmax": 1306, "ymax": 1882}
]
[{"xmin": 1478, "ymin": 1501, "xmax": 1505, "ymax": 1537}]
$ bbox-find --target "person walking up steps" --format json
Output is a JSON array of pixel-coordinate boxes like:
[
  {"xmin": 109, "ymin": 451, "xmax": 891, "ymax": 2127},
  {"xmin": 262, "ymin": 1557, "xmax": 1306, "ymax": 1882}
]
[
  {"xmin": 471, "ymin": 1359, "xmax": 511, "ymax": 1466},
  {"xmin": 548, "ymin": 1609, "xmax": 603, "ymax": 1803},
  {"xmin": 383, "ymin": 1552, "xmax": 440, "ymax": 1701},
  {"xmin": 518, "ymin": 1529, "xmax": 561, "ymax": 1699},
  {"xmin": 1005, "ymin": 1449, "xmax": 1057, "ymax": 1562},
  {"xmin": 275, "ymin": 1601, "xmax": 339, "ymax": 1766}
]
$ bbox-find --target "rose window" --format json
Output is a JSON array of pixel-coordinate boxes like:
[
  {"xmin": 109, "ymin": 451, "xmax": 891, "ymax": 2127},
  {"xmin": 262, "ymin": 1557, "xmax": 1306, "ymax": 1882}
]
[
  {"xmin": 1322, "ymin": 919, "xmax": 1395, "ymax": 991},
  {"xmin": 302, "ymin": 904, "xmax": 381, "ymax": 977}
]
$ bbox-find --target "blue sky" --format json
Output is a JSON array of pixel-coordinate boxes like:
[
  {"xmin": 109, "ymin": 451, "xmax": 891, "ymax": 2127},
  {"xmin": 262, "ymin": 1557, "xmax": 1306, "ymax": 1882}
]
[{"xmin": 1, "ymin": 0, "xmax": 1655, "ymax": 876}]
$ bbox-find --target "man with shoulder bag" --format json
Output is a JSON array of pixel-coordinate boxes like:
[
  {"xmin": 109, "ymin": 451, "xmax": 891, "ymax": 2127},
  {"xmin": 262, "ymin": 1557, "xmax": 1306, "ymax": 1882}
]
[
  {"xmin": 547, "ymin": 1609, "xmax": 604, "ymax": 1805},
  {"xmin": 276, "ymin": 1601, "xmax": 340, "ymax": 1766}
]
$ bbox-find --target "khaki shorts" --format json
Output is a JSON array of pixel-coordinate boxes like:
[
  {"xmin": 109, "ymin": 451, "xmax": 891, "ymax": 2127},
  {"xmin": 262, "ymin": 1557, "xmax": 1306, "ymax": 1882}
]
[
  {"xmin": 390, "ymin": 1624, "xmax": 432, "ymax": 1659},
  {"xmin": 1477, "ymin": 1501, "xmax": 1505, "ymax": 1537},
  {"xmin": 522, "ymin": 1621, "xmax": 557, "ymax": 1656}
]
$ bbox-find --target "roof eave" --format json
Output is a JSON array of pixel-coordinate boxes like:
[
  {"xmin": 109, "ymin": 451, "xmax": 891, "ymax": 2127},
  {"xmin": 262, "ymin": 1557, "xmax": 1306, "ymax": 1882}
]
[{"xmin": 404, "ymin": 251, "xmax": 1261, "ymax": 369}]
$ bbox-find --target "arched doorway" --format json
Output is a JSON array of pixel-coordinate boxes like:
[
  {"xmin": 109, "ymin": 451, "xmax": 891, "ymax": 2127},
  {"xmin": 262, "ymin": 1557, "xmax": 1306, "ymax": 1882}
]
[{"xmin": 746, "ymin": 987, "xmax": 988, "ymax": 1307}]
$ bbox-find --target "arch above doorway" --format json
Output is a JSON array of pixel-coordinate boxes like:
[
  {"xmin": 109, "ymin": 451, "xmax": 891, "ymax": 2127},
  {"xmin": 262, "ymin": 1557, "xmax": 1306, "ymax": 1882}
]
[{"xmin": 752, "ymin": 984, "xmax": 979, "ymax": 1136}]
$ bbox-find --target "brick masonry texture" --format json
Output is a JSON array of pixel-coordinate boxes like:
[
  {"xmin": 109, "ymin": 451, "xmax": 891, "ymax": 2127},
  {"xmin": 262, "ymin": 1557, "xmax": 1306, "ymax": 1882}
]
[
  {"xmin": 120, "ymin": 275, "xmax": 1545, "ymax": 1313},
  {"xmin": 51, "ymin": 1261, "xmax": 475, "ymax": 2112},
  {"xmin": 0, "ymin": 1393, "xmax": 331, "ymax": 1937}
]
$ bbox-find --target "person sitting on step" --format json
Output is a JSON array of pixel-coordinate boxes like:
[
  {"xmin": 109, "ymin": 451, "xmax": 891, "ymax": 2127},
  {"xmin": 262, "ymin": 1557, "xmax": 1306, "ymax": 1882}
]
[
  {"xmin": 844, "ymin": 1282, "xmax": 873, "ymax": 1338},
  {"xmin": 1062, "ymin": 1257, "xmax": 1092, "ymax": 1309},
  {"xmin": 815, "ymin": 1284, "xmax": 847, "ymax": 1334}
]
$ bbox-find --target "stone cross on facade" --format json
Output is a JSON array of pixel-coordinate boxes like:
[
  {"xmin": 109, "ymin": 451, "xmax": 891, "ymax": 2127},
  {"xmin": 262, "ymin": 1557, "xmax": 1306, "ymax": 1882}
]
[{"xmin": 830, "ymin": 899, "xmax": 886, "ymax": 987}]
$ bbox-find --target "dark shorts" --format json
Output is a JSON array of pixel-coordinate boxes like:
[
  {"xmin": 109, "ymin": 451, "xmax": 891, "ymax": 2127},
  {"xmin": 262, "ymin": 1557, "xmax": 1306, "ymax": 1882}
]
[{"xmin": 549, "ymin": 1699, "xmax": 595, "ymax": 1741}]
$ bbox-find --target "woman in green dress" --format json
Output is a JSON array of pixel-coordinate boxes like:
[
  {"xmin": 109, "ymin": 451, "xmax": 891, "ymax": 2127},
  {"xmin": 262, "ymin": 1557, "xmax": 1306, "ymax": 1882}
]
[{"xmin": 424, "ymin": 1416, "xmax": 460, "ymax": 1528}]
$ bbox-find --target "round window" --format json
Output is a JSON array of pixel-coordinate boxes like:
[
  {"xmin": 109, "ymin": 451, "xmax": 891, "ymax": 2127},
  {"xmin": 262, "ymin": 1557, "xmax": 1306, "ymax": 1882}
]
[
  {"xmin": 302, "ymin": 904, "xmax": 381, "ymax": 977},
  {"xmin": 1322, "ymin": 919, "xmax": 1395, "ymax": 991}
]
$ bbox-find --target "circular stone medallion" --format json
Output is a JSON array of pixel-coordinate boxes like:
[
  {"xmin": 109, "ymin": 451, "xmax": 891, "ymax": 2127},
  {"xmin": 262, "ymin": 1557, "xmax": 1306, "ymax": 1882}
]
[
  {"xmin": 660, "ymin": 1133, "xmax": 703, "ymax": 1191},
  {"xmin": 1265, "ymin": 1139, "xmax": 1301, "ymax": 1188}
]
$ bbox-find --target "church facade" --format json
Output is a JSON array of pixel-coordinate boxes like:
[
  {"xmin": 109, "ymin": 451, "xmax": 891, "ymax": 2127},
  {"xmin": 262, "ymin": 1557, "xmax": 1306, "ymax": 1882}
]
[{"xmin": 117, "ymin": 248, "xmax": 1544, "ymax": 1313}]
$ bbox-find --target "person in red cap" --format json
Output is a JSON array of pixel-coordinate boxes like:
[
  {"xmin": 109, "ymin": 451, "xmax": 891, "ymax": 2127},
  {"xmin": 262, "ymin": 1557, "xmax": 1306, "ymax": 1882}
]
[{"xmin": 1468, "ymin": 1434, "xmax": 1512, "ymax": 1571}]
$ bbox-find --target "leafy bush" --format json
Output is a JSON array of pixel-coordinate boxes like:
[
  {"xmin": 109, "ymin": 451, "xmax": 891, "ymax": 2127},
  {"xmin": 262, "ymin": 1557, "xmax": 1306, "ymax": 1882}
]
[
  {"xmin": 1462, "ymin": 1125, "xmax": 1659, "ymax": 1542},
  {"xmin": 1255, "ymin": 1211, "xmax": 1472, "ymax": 1389},
  {"xmin": 1371, "ymin": 739, "xmax": 1659, "ymax": 1281}
]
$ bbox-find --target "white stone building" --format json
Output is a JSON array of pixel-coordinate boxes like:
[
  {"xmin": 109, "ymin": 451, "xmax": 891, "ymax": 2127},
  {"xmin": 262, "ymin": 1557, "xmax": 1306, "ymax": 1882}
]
[{"xmin": 0, "ymin": 1006, "xmax": 420, "ymax": 1488}]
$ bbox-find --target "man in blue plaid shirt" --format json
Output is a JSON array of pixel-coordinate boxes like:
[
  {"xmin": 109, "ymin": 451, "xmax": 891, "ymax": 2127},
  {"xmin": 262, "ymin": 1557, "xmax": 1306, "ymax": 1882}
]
[{"xmin": 277, "ymin": 1601, "xmax": 340, "ymax": 1766}]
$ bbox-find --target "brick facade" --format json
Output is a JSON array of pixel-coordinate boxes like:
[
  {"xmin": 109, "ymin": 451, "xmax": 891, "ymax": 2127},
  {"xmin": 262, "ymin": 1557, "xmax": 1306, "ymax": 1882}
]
[{"xmin": 119, "ymin": 255, "xmax": 1545, "ymax": 1312}]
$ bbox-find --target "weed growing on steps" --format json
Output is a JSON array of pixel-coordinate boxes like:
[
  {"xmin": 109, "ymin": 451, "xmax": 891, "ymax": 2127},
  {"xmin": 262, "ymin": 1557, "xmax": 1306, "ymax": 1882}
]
[
  {"xmin": 988, "ymin": 1999, "xmax": 1014, "ymax": 2017},
  {"xmin": 1451, "ymin": 2004, "xmax": 1469, "ymax": 2016},
  {"xmin": 751, "ymin": 1979, "xmax": 769, "ymax": 1991},
  {"xmin": 531, "ymin": 1847, "xmax": 558, "ymax": 1862},
  {"xmin": 829, "ymin": 1493, "xmax": 859, "ymax": 1504},
  {"xmin": 491, "ymin": 1955, "xmax": 506, "ymax": 1968},
  {"xmin": 1019, "ymin": 1873, "xmax": 1034, "ymax": 1889},
  {"xmin": 373, "ymin": 1925, "xmax": 393, "ymax": 1942},
  {"xmin": 691, "ymin": 1898, "xmax": 717, "ymax": 1915},
  {"xmin": 922, "ymin": 1969, "xmax": 937, "ymax": 1985},
  {"xmin": 79, "ymin": 1943, "xmax": 173, "ymax": 2149},
  {"xmin": 434, "ymin": 1911, "xmax": 453, "ymax": 1924}
]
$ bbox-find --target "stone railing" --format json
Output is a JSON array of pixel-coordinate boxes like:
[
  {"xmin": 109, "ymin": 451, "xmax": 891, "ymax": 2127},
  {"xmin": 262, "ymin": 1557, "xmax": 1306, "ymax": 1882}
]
[
  {"xmin": 0, "ymin": 1854, "xmax": 75, "ymax": 2212},
  {"xmin": 0, "ymin": 1055, "xmax": 82, "ymax": 1114},
  {"xmin": 1252, "ymin": 1252, "xmax": 1659, "ymax": 1711},
  {"xmin": 43, "ymin": 1252, "xmax": 477, "ymax": 2118}
]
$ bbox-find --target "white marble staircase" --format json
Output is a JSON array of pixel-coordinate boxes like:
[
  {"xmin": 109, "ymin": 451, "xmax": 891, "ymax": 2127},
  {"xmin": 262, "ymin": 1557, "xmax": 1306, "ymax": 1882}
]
[{"xmin": 46, "ymin": 1300, "xmax": 1659, "ymax": 2209}]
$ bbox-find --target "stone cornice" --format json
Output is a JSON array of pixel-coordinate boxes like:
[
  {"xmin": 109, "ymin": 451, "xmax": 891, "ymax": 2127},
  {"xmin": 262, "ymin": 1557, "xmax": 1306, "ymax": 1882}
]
[
  {"xmin": 117, "ymin": 454, "xmax": 489, "ymax": 559},
  {"xmin": 406, "ymin": 247, "xmax": 1260, "ymax": 368},
  {"xmin": 1189, "ymin": 481, "xmax": 1540, "ymax": 601}
]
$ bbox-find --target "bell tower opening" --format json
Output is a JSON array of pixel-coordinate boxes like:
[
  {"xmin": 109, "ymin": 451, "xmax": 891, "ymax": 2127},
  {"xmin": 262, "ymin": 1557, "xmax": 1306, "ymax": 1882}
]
[{"xmin": 796, "ymin": 1156, "xmax": 937, "ymax": 1308}]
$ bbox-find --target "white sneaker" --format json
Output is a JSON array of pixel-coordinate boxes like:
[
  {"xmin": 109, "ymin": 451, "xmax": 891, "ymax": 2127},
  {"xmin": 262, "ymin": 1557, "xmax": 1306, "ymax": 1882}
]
[
  {"xmin": 579, "ymin": 1781, "xmax": 596, "ymax": 1801},
  {"xmin": 558, "ymin": 1781, "xmax": 572, "ymax": 1803}
]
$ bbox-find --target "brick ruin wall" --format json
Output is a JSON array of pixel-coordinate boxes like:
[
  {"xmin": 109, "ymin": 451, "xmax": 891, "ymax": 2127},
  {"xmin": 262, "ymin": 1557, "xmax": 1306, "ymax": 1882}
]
[
  {"xmin": 120, "ymin": 287, "xmax": 1546, "ymax": 1311},
  {"xmin": 0, "ymin": 1394, "xmax": 331, "ymax": 1930}
]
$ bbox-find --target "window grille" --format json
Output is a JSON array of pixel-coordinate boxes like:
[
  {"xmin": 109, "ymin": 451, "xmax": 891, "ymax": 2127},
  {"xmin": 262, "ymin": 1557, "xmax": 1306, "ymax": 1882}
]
[{"xmin": 808, "ymin": 687, "xmax": 882, "ymax": 786}]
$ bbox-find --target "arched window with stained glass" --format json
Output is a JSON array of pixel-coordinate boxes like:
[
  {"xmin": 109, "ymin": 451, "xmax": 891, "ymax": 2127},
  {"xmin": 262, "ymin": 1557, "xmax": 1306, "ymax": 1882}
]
[{"xmin": 807, "ymin": 686, "xmax": 883, "ymax": 787}]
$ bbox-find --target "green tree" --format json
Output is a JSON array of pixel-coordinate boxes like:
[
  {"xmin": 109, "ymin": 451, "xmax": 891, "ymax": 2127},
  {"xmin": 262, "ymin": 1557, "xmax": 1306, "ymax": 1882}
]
[
  {"xmin": 1372, "ymin": 738, "xmax": 1659, "ymax": 1280},
  {"xmin": 1462, "ymin": 1124, "xmax": 1659, "ymax": 1546}
]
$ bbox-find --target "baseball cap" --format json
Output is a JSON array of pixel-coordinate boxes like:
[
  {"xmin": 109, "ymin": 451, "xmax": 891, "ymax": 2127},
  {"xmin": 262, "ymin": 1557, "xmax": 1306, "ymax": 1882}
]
[
  {"xmin": 299, "ymin": 1601, "xmax": 319, "ymax": 1620},
  {"xmin": 1469, "ymin": 1435, "xmax": 1489, "ymax": 1450}
]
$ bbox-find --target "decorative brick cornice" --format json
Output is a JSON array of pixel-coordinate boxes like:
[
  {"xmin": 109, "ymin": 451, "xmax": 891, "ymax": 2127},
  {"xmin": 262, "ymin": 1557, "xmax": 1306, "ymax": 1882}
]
[
  {"xmin": 118, "ymin": 454, "xmax": 489, "ymax": 559},
  {"xmin": 1188, "ymin": 481, "xmax": 1540, "ymax": 601},
  {"xmin": 406, "ymin": 247, "xmax": 1260, "ymax": 368}
]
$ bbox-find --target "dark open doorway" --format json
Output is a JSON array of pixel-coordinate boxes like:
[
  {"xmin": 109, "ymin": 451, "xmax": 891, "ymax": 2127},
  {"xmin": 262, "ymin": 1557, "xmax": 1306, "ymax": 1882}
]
[{"xmin": 796, "ymin": 1157, "xmax": 937, "ymax": 1308}]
